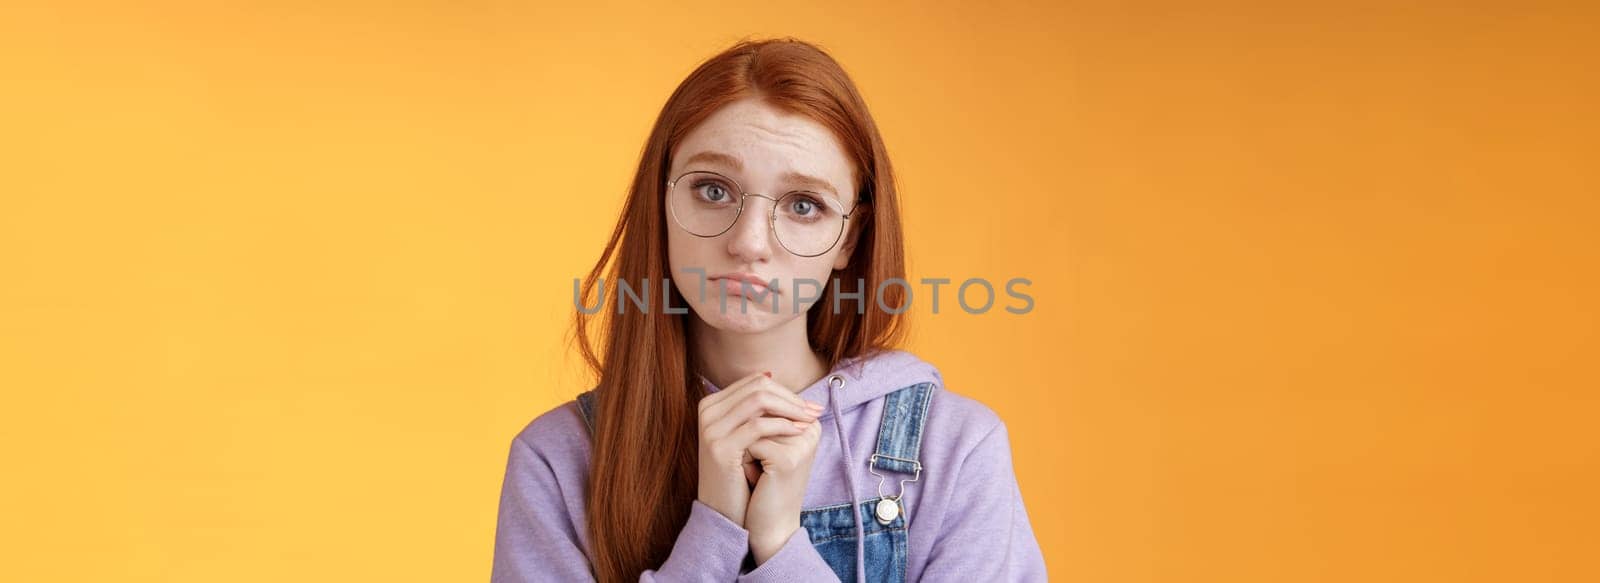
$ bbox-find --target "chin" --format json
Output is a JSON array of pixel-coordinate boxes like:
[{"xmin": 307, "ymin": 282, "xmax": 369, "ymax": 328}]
[{"xmin": 690, "ymin": 300, "xmax": 799, "ymax": 334}]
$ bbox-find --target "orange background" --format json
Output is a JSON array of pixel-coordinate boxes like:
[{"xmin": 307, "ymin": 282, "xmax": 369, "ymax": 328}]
[{"xmin": 3, "ymin": 1, "xmax": 1596, "ymax": 581}]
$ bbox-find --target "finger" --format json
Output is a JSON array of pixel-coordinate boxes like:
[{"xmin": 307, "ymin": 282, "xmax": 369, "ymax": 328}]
[
  {"xmin": 723, "ymin": 416, "xmax": 809, "ymax": 453},
  {"xmin": 698, "ymin": 370, "xmax": 768, "ymax": 413},
  {"xmin": 704, "ymin": 380, "xmax": 799, "ymax": 437},
  {"xmin": 748, "ymin": 435, "xmax": 817, "ymax": 474},
  {"xmin": 743, "ymin": 458, "xmax": 762, "ymax": 486},
  {"xmin": 734, "ymin": 385, "xmax": 817, "ymax": 425},
  {"xmin": 753, "ymin": 421, "xmax": 820, "ymax": 449},
  {"xmin": 747, "ymin": 437, "xmax": 781, "ymax": 461},
  {"xmin": 699, "ymin": 371, "xmax": 785, "ymax": 424},
  {"xmin": 706, "ymin": 387, "xmax": 819, "ymax": 438}
]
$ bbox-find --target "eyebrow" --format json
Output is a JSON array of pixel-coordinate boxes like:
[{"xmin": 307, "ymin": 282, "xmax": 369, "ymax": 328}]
[{"xmin": 682, "ymin": 150, "xmax": 841, "ymax": 199}]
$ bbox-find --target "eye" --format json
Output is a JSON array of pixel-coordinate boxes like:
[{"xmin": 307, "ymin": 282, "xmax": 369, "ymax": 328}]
[
  {"xmin": 779, "ymin": 193, "xmax": 834, "ymax": 223},
  {"xmin": 695, "ymin": 180, "xmax": 733, "ymax": 203}
]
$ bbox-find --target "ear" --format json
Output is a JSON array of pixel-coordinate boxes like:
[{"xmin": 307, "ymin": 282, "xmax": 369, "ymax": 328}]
[{"xmin": 831, "ymin": 209, "xmax": 867, "ymax": 271}]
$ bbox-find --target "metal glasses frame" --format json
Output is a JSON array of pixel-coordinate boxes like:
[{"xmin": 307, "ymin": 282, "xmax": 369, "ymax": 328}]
[{"xmin": 666, "ymin": 169, "xmax": 863, "ymax": 258}]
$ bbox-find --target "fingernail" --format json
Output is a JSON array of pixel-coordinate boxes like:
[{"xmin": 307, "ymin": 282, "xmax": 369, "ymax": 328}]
[
  {"xmin": 763, "ymin": 371, "xmax": 772, "ymax": 378},
  {"xmin": 791, "ymin": 420, "xmax": 809, "ymax": 429},
  {"xmin": 805, "ymin": 401, "xmax": 825, "ymax": 411}
]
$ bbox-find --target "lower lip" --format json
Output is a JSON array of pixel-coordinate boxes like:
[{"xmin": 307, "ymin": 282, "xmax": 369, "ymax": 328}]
[{"xmin": 714, "ymin": 278, "xmax": 773, "ymax": 298}]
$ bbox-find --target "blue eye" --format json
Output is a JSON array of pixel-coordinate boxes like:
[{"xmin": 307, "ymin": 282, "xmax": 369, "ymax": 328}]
[
  {"xmin": 778, "ymin": 193, "xmax": 834, "ymax": 224},
  {"xmin": 696, "ymin": 180, "xmax": 732, "ymax": 203}
]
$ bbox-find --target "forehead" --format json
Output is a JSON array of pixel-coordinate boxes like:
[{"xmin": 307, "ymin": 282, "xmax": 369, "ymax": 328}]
[{"xmin": 671, "ymin": 98, "xmax": 854, "ymax": 194}]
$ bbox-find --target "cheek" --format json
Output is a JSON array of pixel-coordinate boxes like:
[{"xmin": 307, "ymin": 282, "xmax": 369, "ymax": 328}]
[
  {"xmin": 666, "ymin": 229, "xmax": 721, "ymax": 290},
  {"xmin": 666, "ymin": 232, "xmax": 704, "ymax": 307},
  {"xmin": 665, "ymin": 229, "xmax": 683, "ymax": 269},
  {"xmin": 666, "ymin": 228, "xmax": 700, "ymax": 271},
  {"xmin": 786, "ymin": 258, "xmax": 839, "ymax": 305}
]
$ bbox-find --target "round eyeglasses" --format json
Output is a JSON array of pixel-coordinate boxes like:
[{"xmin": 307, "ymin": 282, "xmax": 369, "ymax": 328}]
[{"xmin": 666, "ymin": 170, "xmax": 861, "ymax": 257}]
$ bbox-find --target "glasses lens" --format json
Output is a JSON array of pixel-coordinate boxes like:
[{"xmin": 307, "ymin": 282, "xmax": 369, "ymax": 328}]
[
  {"xmin": 669, "ymin": 172, "xmax": 741, "ymax": 236},
  {"xmin": 773, "ymin": 191, "xmax": 847, "ymax": 257}
]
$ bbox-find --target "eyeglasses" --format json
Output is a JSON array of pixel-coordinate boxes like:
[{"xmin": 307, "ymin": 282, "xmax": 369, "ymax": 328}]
[{"xmin": 666, "ymin": 170, "xmax": 861, "ymax": 257}]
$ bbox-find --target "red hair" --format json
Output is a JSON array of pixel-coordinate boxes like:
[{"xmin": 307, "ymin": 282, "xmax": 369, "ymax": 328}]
[{"xmin": 570, "ymin": 37, "xmax": 907, "ymax": 582}]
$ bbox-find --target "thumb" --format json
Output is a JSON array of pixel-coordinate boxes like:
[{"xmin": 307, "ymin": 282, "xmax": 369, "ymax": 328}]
[{"xmin": 741, "ymin": 449, "xmax": 761, "ymax": 485}]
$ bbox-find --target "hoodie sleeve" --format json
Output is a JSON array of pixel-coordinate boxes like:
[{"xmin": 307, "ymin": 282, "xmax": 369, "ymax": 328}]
[
  {"xmin": 490, "ymin": 434, "xmax": 752, "ymax": 582},
  {"xmin": 735, "ymin": 526, "xmax": 841, "ymax": 582},
  {"xmin": 919, "ymin": 420, "xmax": 1049, "ymax": 582}
]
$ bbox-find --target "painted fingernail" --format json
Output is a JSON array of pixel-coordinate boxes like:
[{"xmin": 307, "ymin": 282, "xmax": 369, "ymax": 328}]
[{"xmin": 763, "ymin": 371, "xmax": 772, "ymax": 378}]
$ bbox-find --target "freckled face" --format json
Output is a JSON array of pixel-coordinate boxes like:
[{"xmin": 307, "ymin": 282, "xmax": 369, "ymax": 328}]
[{"xmin": 665, "ymin": 97, "xmax": 860, "ymax": 333}]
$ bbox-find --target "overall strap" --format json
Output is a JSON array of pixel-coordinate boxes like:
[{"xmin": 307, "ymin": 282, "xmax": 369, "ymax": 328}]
[
  {"xmin": 575, "ymin": 389, "xmax": 598, "ymax": 436},
  {"xmin": 866, "ymin": 382, "xmax": 936, "ymax": 524},
  {"xmin": 870, "ymin": 382, "xmax": 936, "ymax": 474}
]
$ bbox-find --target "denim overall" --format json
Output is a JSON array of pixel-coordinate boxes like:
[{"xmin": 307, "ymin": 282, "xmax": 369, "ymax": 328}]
[{"xmin": 576, "ymin": 381, "xmax": 936, "ymax": 583}]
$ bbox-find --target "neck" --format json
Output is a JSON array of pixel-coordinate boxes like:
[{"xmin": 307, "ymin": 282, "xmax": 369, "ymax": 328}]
[{"xmin": 689, "ymin": 316, "xmax": 828, "ymax": 394}]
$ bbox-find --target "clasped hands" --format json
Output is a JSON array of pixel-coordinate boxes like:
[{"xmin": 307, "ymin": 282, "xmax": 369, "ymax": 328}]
[{"xmin": 696, "ymin": 371, "xmax": 824, "ymax": 565}]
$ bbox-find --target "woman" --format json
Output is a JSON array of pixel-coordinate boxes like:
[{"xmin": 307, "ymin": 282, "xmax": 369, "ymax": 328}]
[{"xmin": 491, "ymin": 37, "xmax": 1046, "ymax": 582}]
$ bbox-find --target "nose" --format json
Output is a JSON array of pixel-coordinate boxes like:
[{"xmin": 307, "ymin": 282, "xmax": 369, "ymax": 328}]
[{"xmin": 725, "ymin": 194, "xmax": 779, "ymax": 262}]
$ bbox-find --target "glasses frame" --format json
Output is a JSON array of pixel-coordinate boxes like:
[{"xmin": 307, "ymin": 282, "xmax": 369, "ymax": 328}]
[{"xmin": 666, "ymin": 169, "xmax": 863, "ymax": 258}]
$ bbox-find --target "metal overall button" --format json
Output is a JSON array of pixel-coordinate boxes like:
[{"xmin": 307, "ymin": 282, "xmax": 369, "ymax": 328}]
[
  {"xmin": 868, "ymin": 453, "xmax": 921, "ymax": 525},
  {"xmin": 874, "ymin": 497, "xmax": 901, "ymax": 523}
]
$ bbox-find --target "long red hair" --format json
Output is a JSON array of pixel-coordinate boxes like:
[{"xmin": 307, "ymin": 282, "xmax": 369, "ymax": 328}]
[{"xmin": 570, "ymin": 37, "xmax": 907, "ymax": 582}]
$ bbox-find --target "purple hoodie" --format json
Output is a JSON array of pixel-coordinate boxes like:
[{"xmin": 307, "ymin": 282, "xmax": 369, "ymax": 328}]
[{"xmin": 491, "ymin": 349, "xmax": 1047, "ymax": 581}]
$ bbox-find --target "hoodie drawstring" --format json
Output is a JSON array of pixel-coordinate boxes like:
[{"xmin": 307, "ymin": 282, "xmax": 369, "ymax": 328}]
[{"xmin": 827, "ymin": 375, "xmax": 865, "ymax": 583}]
